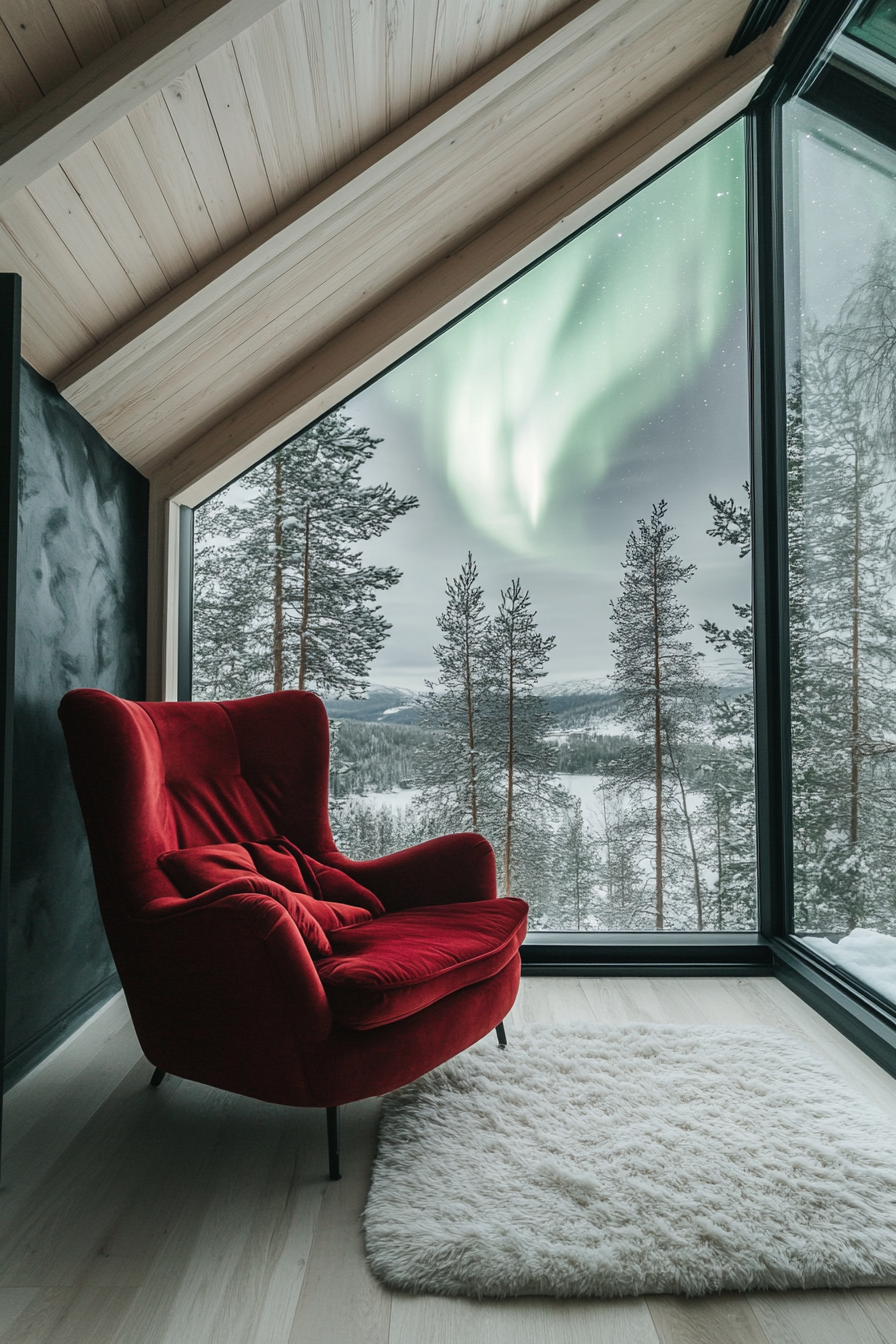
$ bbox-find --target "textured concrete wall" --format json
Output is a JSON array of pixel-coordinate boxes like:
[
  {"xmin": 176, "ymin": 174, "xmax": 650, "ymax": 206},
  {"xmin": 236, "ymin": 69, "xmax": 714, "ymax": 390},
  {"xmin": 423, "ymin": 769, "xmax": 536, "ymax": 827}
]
[{"xmin": 4, "ymin": 362, "xmax": 148, "ymax": 1086}]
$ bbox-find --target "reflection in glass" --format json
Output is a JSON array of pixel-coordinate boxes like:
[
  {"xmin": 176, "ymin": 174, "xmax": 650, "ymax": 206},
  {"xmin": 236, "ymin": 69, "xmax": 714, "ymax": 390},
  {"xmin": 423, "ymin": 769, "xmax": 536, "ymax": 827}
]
[
  {"xmin": 846, "ymin": 0, "xmax": 896, "ymax": 63},
  {"xmin": 786, "ymin": 100, "xmax": 896, "ymax": 1002},
  {"xmin": 193, "ymin": 125, "xmax": 755, "ymax": 933}
]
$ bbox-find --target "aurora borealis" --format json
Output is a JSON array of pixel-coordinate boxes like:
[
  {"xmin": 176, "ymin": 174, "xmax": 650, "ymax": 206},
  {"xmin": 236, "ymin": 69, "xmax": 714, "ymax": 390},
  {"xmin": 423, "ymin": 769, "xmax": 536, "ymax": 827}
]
[
  {"xmin": 347, "ymin": 123, "xmax": 753, "ymax": 687},
  {"xmin": 373, "ymin": 124, "xmax": 746, "ymax": 563}
]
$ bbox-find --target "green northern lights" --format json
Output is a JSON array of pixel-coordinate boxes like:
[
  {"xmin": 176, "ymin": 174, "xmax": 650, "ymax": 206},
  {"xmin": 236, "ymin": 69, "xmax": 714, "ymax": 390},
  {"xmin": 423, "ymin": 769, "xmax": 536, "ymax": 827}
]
[{"xmin": 377, "ymin": 124, "xmax": 746, "ymax": 560}]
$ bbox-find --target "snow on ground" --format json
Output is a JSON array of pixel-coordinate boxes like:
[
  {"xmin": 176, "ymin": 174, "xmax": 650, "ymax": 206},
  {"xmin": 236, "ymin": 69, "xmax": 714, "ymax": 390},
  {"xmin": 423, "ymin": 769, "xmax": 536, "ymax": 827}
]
[
  {"xmin": 343, "ymin": 786, "xmax": 421, "ymax": 812},
  {"xmin": 347, "ymin": 775, "xmax": 606, "ymax": 820},
  {"xmin": 801, "ymin": 928, "xmax": 896, "ymax": 1005},
  {"xmin": 346, "ymin": 775, "xmax": 692, "ymax": 834},
  {"xmin": 365, "ymin": 777, "xmax": 607, "ymax": 822}
]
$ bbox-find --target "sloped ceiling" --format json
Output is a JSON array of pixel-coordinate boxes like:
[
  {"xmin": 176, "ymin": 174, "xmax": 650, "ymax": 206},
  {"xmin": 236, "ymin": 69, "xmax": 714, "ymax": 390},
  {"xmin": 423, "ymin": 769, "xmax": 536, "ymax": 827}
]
[{"xmin": 0, "ymin": 0, "xmax": 784, "ymax": 500}]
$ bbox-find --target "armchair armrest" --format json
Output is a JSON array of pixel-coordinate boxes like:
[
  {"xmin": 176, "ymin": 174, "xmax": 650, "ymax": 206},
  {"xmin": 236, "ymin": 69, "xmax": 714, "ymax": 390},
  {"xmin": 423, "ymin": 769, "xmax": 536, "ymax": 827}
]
[{"xmin": 321, "ymin": 832, "xmax": 496, "ymax": 912}]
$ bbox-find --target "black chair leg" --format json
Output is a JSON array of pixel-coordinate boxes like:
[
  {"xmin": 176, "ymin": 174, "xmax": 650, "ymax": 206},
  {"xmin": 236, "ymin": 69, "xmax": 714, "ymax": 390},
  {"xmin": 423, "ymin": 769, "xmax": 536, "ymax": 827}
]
[
  {"xmin": 496, "ymin": 1021, "xmax": 507, "ymax": 1049},
  {"xmin": 327, "ymin": 1106, "xmax": 341, "ymax": 1181},
  {"xmin": 149, "ymin": 1067, "xmax": 166, "ymax": 1087}
]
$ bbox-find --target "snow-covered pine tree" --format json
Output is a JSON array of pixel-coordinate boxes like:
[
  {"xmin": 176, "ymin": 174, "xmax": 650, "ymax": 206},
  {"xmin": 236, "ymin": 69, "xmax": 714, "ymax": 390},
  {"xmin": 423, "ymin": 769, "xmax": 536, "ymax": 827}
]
[
  {"xmin": 701, "ymin": 757, "xmax": 756, "ymax": 930},
  {"xmin": 785, "ymin": 361, "xmax": 827, "ymax": 926},
  {"xmin": 609, "ymin": 500, "xmax": 705, "ymax": 929},
  {"xmin": 697, "ymin": 482, "xmax": 757, "ymax": 930},
  {"xmin": 419, "ymin": 554, "xmax": 493, "ymax": 832},
  {"xmin": 790, "ymin": 304, "xmax": 896, "ymax": 933},
  {"xmin": 485, "ymin": 579, "xmax": 557, "ymax": 902},
  {"xmin": 193, "ymin": 493, "xmax": 260, "ymax": 698},
  {"xmin": 192, "ymin": 411, "xmax": 418, "ymax": 700},
  {"xmin": 595, "ymin": 781, "xmax": 653, "ymax": 929},
  {"xmin": 662, "ymin": 706, "xmax": 707, "ymax": 930},
  {"xmin": 552, "ymin": 793, "xmax": 600, "ymax": 929},
  {"xmin": 837, "ymin": 237, "xmax": 896, "ymax": 442},
  {"xmin": 701, "ymin": 484, "xmax": 752, "ymax": 669},
  {"xmin": 331, "ymin": 797, "xmax": 427, "ymax": 861}
]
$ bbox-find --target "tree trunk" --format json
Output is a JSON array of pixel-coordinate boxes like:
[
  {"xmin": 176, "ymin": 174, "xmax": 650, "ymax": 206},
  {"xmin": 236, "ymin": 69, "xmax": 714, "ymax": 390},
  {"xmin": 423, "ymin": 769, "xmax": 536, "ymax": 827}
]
[
  {"xmin": 298, "ymin": 506, "xmax": 312, "ymax": 691},
  {"xmin": 574, "ymin": 847, "xmax": 579, "ymax": 930},
  {"xmin": 464, "ymin": 619, "xmax": 478, "ymax": 829},
  {"xmin": 504, "ymin": 615, "xmax": 515, "ymax": 899},
  {"xmin": 652, "ymin": 554, "xmax": 664, "ymax": 929},
  {"xmin": 602, "ymin": 791, "xmax": 613, "ymax": 921},
  {"xmin": 715, "ymin": 793, "xmax": 724, "ymax": 931},
  {"xmin": 575, "ymin": 843, "xmax": 582, "ymax": 930},
  {"xmin": 273, "ymin": 456, "xmax": 284, "ymax": 692},
  {"xmin": 666, "ymin": 728, "xmax": 703, "ymax": 931},
  {"xmin": 850, "ymin": 448, "xmax": 860, "ymax": 846},
  {"xmin": 504, "ymin": 647, "xmax": 514, "ymax": 899}
]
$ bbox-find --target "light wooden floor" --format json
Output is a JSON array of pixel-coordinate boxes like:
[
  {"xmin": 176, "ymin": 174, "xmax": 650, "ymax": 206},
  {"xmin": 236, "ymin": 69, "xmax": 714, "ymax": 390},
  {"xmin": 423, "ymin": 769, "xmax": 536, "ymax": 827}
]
[{"xmin": 3, "ymin": 976, "xmax": 896, "ymax": 1344}]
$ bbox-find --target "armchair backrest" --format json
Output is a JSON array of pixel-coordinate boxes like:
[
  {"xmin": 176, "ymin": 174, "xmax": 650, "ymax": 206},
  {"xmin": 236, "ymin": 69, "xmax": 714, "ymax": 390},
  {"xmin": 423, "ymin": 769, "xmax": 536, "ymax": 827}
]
[{"xmin": 58, "ymin": 689, "xmax": 336, "ymax": 918}]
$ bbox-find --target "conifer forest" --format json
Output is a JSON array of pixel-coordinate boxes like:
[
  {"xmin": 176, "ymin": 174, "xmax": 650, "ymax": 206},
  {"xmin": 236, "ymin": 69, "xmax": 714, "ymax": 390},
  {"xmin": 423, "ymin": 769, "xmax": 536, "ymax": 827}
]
[{"xmin": 193, "ymin": 239, "xmax": 896, "ymax": 940}]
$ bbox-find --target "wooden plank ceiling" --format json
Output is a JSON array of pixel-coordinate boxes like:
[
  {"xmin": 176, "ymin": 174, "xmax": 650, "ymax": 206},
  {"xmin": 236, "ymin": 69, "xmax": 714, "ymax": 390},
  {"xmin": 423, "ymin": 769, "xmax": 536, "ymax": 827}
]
[{"xmin": 0, "ymin": 0, "xmax": 763, "ymax": 491}]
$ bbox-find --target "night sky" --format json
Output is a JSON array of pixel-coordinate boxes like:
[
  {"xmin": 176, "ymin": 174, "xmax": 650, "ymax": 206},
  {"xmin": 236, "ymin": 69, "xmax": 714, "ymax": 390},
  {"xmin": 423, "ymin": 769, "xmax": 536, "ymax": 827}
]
[{"xmin": 347, "ymin": 123, "xmax": 754, "ymax": 691}]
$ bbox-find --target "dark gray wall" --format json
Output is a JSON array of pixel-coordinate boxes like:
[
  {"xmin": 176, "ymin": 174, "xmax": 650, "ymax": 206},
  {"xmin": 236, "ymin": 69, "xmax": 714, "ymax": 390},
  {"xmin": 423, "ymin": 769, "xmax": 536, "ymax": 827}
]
[{"xmin": 4, "ymin": 361, "xmax": 148, "ymax": 1088}]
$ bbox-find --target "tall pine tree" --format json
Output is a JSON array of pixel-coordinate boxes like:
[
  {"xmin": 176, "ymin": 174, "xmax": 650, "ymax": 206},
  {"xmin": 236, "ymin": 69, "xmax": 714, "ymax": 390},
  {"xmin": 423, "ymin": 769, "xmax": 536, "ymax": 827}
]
[
  {"xmin": 193, "ymin": 411, "xmax": 417, "ymax": 699},
  {"xmin": 701, "ymin": 484, "xmax": 752, "ymax": 669},
  {"xmin": 553, "ymin": 794, "xmax": 600, "ymax": 929},
  {"xmin": 698, "ymin": 482, "xmax": 757, "ymax": 930},
  {"xmin": 596, "ymin": 781, "xmax": 653, "ymax": 929},
  {"xmin": 486, "ymin": 579, "xmax": 556, "ymax": 899},
  {"xmin": 790, "ymin": 310, "xmax": 896, "ymax": 931},
  {"xmin": 192, "ymin": 493, "xmax": 257, "ymax": 699},
  {"xmin": 609, "ymin": 501, "xmax": 704, "ymax": 929},
  {"xmin": 419, "ymin": 554, "xmax": 492, "ymax": 831}
]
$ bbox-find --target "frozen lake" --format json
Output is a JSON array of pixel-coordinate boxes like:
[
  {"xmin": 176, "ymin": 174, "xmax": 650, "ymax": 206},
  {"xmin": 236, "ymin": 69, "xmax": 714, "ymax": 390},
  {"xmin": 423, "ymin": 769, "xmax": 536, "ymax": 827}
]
[
  {"xmin": 342, "ymin": 774, "xmax": 606, "ymax": 823},
  {"xmin": 344, "ymin": 785, "xmax": 422, "ymax": 812}
]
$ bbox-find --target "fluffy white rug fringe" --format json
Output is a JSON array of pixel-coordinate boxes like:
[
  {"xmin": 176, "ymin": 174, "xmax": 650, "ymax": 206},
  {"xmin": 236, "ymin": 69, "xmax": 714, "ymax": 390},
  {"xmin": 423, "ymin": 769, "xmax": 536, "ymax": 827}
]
[{"xmin": 363, "ymin": 1023, "xmax": 896, "ymax": 1299}]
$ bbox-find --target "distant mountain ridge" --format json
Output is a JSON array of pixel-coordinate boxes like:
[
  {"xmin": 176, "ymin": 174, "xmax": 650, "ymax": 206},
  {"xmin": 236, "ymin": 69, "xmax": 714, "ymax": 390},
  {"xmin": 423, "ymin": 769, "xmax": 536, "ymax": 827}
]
[
  {"xmin": 322, "ymin": 684, "xmax": 419, "ymax": 723},
  {"xmin": 323, "ymin": 677, "xmax": 751, "ymax": 727},
  {"xmin": 323, "ymin": 679, "xmax": 617, "ymax": 726}
]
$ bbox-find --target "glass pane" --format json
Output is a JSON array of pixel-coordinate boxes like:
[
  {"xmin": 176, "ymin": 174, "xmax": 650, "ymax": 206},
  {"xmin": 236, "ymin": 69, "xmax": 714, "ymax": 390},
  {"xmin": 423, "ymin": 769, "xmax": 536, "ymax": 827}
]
[
  {"xmin": 786, "ymin": 100, "xmax": 896, "ymax": 1001},
  {"xmin": 846, "ymin": 0, "xmax": 896, "ymax": 63},
  {"xmin": 193, "ymin": 124, "xmax": 755, "ymax": 933}
]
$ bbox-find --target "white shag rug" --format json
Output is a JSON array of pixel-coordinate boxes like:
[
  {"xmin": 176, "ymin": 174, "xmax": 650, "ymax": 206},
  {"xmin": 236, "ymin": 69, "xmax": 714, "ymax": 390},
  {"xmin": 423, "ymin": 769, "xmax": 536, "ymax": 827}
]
[{"xmin": 363, "ymin": 1023, "xmax": 896, "ymax": 1299}]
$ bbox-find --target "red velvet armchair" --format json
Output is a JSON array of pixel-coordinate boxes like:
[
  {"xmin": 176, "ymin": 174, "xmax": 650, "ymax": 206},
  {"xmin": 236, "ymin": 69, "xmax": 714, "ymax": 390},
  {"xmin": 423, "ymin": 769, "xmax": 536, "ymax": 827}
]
[{"xmin": 58, "ymin": 689, "xmax": 527, "ymax": 1177}]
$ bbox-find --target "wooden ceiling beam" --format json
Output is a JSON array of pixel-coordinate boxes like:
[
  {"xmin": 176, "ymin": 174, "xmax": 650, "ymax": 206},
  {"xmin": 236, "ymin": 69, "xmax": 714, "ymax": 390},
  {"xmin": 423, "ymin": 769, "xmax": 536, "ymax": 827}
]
[
  {"xmin": 55, "ymin": 0, "xmax": 624, "ymax": 403},
  {"xmin": 155, "ymin": 28, "xmax": 778, "ymax": 507},
  {"xmin": 0, "ymin": 0, "xmax": 284, "ymax": 205}
]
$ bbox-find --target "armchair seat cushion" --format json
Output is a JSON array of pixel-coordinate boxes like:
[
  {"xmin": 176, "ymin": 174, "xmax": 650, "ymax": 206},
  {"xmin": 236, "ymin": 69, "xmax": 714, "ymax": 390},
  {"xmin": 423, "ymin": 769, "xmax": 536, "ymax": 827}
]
[{"xmin": 317, "ymin": 897, "xmax": 528, "ymax": 1029}]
